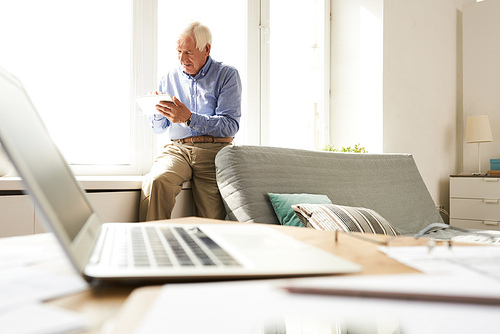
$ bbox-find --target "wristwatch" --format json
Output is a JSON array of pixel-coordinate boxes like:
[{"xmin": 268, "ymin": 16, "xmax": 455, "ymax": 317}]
[{"xmin": 185, "ymin": 114, "xmax": 192, "ymax": 127}]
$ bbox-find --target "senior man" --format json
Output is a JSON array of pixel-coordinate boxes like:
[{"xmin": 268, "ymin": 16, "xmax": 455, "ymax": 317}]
[{"xmin": 140, "ymin": 22, "xmax": 241, "ymax": 221}]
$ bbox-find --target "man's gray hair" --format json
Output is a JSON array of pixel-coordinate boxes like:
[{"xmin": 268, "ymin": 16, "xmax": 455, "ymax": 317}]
[{"xmin": 180, "ymin": 21, "xmax": 212, "ymax": 52}]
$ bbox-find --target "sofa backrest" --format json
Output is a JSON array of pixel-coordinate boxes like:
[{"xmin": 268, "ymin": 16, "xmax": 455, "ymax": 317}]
[{"xmin": 215, "ymin": 145, "xmax": 443, "ymax": 235}]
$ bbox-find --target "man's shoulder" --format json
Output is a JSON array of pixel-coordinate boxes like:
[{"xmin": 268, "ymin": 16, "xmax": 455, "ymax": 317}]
[{"xmin": 211, "ymin": 59, "xmax": 239, "ymax": 75}]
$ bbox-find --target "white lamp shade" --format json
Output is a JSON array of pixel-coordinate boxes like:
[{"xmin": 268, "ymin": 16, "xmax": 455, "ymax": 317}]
[{"xmin": 465, "ymin": 115, "xmax": 493, "ymax": 143}]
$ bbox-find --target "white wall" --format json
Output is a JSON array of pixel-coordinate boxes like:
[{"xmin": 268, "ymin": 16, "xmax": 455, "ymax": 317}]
[
  {"xmin": 463, "ymin": 0, "xmax": 500, "ymax": 174},
  {"xmin": 331, "ymin": 0, "xmax": 468, "ymax": 211},
  {"xmin": 331, "ymin": 0, "xmax": 487, "ymax": 212},
  {"xmin": 383, "ymin": 0, "xmax": 467, "ymax": 210}
]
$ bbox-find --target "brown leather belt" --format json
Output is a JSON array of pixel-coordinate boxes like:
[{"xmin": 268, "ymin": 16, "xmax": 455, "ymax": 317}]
[{"xmin": 172, "ymin": 136, "xmax": 233, "ymax": 144}]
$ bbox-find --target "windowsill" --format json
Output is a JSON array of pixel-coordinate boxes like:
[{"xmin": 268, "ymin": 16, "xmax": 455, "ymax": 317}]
[
  {"xmin": 0, "ymin": 175, "xmax": 192, "ymax": 192},
  {"xmin": 0, "ymin": 175, "xmax": 144, "ymax": 191}
]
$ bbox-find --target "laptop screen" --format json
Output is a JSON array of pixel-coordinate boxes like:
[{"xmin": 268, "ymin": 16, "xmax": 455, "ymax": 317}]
[{"xmin": 0, "ymin": 68, "xmax": 94, "ymax": 241}]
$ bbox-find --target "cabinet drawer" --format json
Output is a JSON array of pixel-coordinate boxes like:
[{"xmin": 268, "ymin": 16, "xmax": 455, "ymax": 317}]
[
  {"xmin": 450, "ymin": 198, "xmax": 500, "ymax": 221},
  {"xmin": 450, "ymin": 219, "xmax": 500, "ymax": 231},
  {"xmin": 0, "ymin": 195, "xmax": 35, "ymax": 237},
  {"xmin": 450, "ymin": 177, "xmax": 500, "ymax": 198}
]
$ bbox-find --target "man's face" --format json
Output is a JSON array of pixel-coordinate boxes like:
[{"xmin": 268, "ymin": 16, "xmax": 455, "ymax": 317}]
[{"xmin": 176, "ymin": 34, "xmax": 210, "ymax": 76}]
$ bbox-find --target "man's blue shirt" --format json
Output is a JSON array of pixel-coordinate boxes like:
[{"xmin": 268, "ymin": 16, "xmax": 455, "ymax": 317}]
[{"xmin": 148, "ymin": 56, "xmax": 241, "ymax": 139}]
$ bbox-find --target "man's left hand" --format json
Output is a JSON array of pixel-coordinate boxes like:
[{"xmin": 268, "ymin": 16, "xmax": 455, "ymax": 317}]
[{"xmin": 156, "ymin": 96, "xmax": 192, "ymax": 124}]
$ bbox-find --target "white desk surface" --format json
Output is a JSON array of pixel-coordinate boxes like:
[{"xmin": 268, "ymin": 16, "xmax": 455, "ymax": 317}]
[{"xmin": 3, "ymin": 219, "xmax": 500, "ymax": 333}]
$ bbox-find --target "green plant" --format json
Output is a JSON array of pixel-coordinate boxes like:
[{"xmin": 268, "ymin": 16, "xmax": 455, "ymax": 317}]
[{"xmin": 321, "ymin": 143, "xmax": 367, "ymax": 153}]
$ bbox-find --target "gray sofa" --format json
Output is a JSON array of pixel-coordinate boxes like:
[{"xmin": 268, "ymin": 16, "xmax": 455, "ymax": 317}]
[{"xmin": 215, "ymin": 145, "xmax": 458, "ymax": 238}]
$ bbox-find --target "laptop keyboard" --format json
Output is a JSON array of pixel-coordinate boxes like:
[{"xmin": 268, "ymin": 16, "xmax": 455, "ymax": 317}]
[{"xmin": 94, "ymin": 226, "xmax": 241, "ymax": 269}]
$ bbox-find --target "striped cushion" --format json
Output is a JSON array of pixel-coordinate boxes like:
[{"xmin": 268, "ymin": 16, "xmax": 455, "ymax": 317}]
[{"xmin": 292, "ymin": 204, "xmax": 401, "ymax": 236}]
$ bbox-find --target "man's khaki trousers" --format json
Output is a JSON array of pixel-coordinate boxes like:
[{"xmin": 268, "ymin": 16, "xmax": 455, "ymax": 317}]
[{"xmin": 139, "ymin": 142, "xmax": 231, "ymax": 221}]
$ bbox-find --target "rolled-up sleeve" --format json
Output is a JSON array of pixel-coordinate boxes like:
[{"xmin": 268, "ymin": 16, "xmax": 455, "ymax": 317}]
[{"xmin": 148, "ymin": 114, "xmax": 170, "ymax": 134}]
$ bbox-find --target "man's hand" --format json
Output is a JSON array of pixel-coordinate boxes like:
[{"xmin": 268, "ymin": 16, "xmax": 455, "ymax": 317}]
[{"xmin": 156, "ymin": 96, "xmax": 192, "ymax": 124}]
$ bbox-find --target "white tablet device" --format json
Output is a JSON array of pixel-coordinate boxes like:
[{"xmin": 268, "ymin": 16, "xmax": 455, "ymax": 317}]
[{"xmin": 135, "ymin": 94, "xmax": 173, "ymax": 115}]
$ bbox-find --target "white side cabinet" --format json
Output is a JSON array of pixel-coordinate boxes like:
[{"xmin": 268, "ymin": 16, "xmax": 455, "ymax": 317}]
[
  {"xmin": 0, "ymin": 177, "xmax": 194, "ymax": 237},
  {"xmin": 0, "ymin": 195, "xmax": 35, "ymax": 237},
  {"xmin": 0, "ymin": 191, "xmax": 142, "ymax": 237},
  {"xmin": 450, "ymin": 176, "xmax": 500, "ymax": 231}
]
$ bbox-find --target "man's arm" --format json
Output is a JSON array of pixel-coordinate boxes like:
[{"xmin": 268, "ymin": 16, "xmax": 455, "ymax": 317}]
[
  {"xmin": 154, "ymin": 68, "xmax": 241, "ymax": 138},
  {"xmin": 188, "ymin": 69, "xmax": 242, "ymax": 137},
  {"xmin": 148, "ymin": 113, "xmax": 170, "ymax": 134},
  {"xmin": 155, "ymin": 98, "xmax": 191, "ymax": 125}
]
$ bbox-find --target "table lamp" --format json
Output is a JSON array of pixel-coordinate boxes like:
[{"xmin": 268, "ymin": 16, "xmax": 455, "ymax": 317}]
[{"xmin": 465, "ymin": 115, "xmax": 493, "ymax": 175}]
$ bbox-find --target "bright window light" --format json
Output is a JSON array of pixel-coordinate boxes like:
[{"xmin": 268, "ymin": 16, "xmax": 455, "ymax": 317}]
[
  {"xmin": 265, "ymin": 0, "xmax": 325, "ymax": 150},
  {"xmin": 0, "ymin": 0, "xmax": 132, "ymax": 165},
  {"xmin": 359, "ymin": 5, "xmax": 383, "ymax": 153}
]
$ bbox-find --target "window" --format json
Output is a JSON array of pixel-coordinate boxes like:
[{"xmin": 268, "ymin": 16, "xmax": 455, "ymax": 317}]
[
  {"xmin": 0, "ymin": 0, "xmax": 137, "ymax": 174},
  {"xmin": 0, "ymin": 0, "xmax": 330, "ymax": 175},
  {"xmin": 260, "ymin": 0, "xmax": 330, "ymax": 150}
]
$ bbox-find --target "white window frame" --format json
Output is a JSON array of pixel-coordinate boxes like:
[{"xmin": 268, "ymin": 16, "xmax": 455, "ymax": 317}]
[
  {"xmin": 70, "ymin": 0, "xmax": 157, "ymax": 176},
  {"xmin": 73, "ymin": 0, "xmax": 330, "ymax": 175},
  {"xmin": 319, "ymin": 0, "xmax": 331, "ymax": 148},
  {"xmin": 131, "ymin": 0, "xmax": 158, "ymax": 175},
  {"xmin": 245, "ymin": 0, "xmax": 330, "ymax": 148},
  {"xmin": 244, "ymin": 0, "xmax": 262, "ymax": 146}
]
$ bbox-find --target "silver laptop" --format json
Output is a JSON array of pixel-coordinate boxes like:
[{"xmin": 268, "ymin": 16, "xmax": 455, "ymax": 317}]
[{"xmin": 0, "ymin": 67, "xmax": 361, "ymax": 283}]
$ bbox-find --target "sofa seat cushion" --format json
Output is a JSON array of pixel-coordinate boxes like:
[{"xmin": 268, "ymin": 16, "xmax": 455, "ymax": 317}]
[
  {"xmin": 268, "ymin": 193, "xmax": 332, "ymax": 227},
  {"xmin": 292, "ymin": 203, "xmax": 401, "ymax": 236}
]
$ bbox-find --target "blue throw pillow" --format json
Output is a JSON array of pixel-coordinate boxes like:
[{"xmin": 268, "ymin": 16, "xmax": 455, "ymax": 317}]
[{"xmin": 268, "ymin": 193, "xmax": 332, "ymax": 227}]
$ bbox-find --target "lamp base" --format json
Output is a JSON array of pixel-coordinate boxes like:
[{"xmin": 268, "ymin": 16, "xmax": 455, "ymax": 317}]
[{"xmin": 475, "ymin": 142, "xmax": 482, "ymax": 175}]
